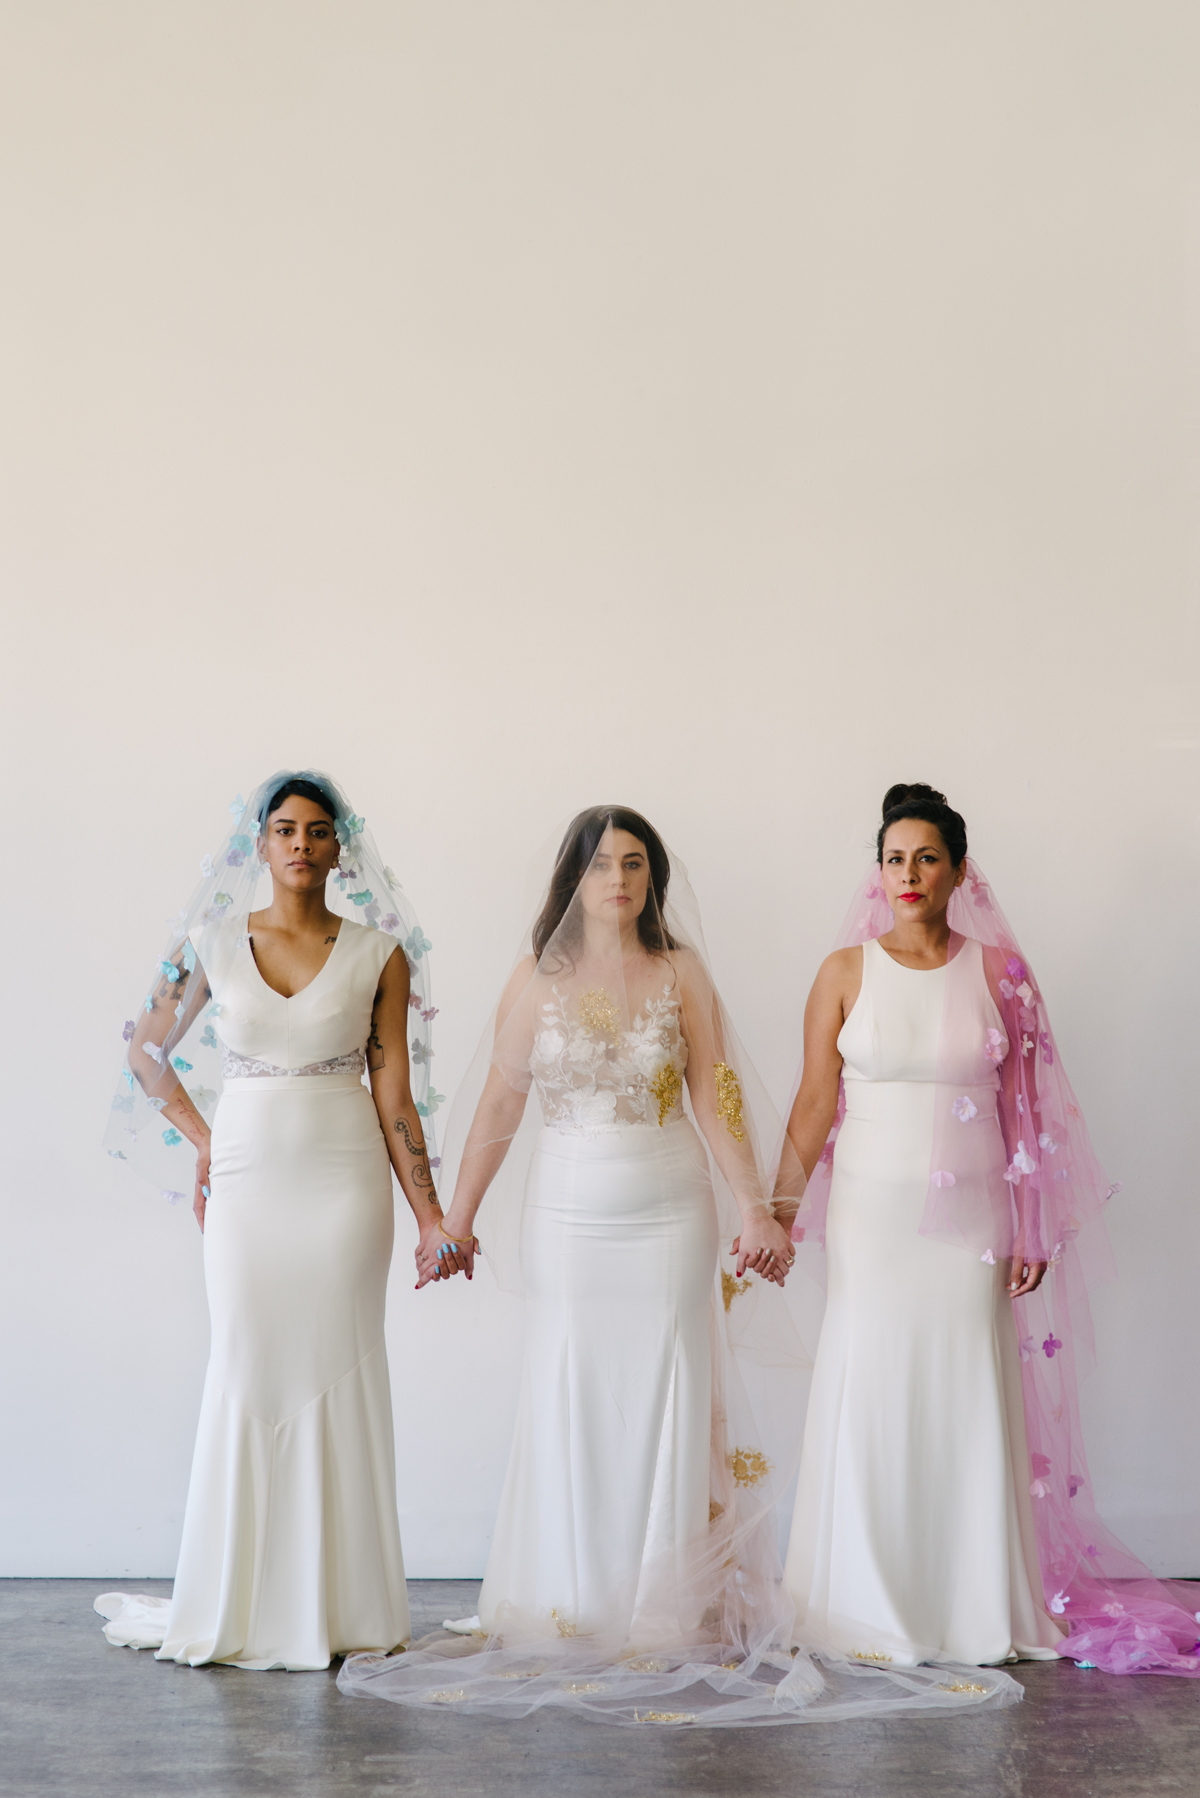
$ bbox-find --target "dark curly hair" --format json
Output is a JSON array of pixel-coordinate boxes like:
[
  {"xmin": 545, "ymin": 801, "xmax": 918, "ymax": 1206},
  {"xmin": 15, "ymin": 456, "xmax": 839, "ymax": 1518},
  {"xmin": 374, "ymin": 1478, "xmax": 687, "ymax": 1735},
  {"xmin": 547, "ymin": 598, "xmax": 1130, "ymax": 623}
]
[
  {"xmin": 532, "ymin": 806, "xmax": 676, "ymax": 965},
  {"xmin": 876, "ymin": 783, "xmax": 968, "ymax": 866}
]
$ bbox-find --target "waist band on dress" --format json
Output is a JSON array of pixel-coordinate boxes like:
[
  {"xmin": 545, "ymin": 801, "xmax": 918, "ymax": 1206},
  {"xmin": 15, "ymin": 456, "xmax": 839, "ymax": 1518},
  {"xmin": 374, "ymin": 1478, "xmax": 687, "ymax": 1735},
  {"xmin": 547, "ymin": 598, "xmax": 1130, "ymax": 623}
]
[{"xmin": 221, "ymin": 1045, "xmax": 366, "ymax": 1081}]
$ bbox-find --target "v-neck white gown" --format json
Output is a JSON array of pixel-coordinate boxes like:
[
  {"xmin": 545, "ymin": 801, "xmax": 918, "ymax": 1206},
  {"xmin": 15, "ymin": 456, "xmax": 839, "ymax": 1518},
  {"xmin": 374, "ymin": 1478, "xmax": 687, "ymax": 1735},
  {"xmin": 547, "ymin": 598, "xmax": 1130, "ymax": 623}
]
[
  {"xmin": 154, "ymin": 918, "xmax": 409, "ymax": 1669},
  {"xmin": 783, "ymin": 938, "xmax": 1063, "ymax": 1667}
]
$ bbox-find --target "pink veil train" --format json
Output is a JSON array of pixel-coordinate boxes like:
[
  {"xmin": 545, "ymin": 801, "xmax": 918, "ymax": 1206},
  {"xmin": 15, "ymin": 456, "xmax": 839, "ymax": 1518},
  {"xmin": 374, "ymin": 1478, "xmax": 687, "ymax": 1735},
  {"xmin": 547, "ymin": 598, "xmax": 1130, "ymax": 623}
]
[{"xmin": 781, "ymin": 859, "xmax": 1200, "ymax": 1678}]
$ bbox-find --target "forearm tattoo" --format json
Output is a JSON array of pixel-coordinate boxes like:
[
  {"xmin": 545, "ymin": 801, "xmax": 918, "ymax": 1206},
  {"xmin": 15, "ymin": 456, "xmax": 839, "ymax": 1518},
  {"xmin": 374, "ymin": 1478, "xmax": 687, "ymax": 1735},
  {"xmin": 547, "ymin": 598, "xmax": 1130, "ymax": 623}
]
[{"xmin": 394, "ymin": 1116, "xmax": 435, "ymax": 1198}]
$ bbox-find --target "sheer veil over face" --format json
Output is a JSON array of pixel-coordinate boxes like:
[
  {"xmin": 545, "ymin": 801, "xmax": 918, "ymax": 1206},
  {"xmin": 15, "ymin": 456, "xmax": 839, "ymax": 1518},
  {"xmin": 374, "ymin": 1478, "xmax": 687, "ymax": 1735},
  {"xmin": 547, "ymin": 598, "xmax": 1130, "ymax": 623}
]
[{"xmin": 103, "ymin": 770, "xmax": 438, "ymax": 1196}]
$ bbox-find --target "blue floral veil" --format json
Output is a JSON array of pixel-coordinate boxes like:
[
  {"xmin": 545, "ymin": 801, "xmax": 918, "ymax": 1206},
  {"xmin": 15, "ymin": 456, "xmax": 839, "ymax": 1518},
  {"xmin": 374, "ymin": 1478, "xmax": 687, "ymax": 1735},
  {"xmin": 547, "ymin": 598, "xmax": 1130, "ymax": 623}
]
[{"xmin": 103, "ymin": 771, "xmax": 438, "ymax": 1200}]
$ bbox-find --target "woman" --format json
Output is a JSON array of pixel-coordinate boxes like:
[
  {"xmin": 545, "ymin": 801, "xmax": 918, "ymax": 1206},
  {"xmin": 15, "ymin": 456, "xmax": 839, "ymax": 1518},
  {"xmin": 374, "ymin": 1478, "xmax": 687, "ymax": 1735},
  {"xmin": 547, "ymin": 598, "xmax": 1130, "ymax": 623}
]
[
  {"xmin": 339, "ymin": 808, "xmax": 1023, "ymax": 1723},
  {"xmin": 780, "ymin": 783, "xmax": 1200, "ymax": 1676},
  {"xmin": 97, "ymin": 772, "xmax": 446, "ymax": 1670},
  {"xmin": 441, "ymin": 807, "xmax": 793, "ymax": 1635}
]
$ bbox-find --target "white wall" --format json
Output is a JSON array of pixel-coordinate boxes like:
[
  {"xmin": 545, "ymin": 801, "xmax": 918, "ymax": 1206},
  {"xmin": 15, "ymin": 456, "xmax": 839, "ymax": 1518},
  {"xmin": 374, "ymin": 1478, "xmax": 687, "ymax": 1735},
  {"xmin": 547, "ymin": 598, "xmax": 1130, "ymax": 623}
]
[{"xmin": 0, "ymin": 2, "xmax": 1196, "ymax": 1578}]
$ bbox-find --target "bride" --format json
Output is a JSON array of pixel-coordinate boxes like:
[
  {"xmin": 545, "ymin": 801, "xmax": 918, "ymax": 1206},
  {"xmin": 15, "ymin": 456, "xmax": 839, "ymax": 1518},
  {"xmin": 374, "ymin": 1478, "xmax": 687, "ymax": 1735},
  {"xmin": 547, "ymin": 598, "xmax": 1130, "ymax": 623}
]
[
  {"xmin": 435, "ymin": 805, "xmax": 795, "ymax": 1639},
  {"xmin": 779, "ymin": 782, "xmax": 1200, "ymax": 1679},
  {"xmin": 97, "ymin": 772, "xmax": 446, "ymax": 1670}
]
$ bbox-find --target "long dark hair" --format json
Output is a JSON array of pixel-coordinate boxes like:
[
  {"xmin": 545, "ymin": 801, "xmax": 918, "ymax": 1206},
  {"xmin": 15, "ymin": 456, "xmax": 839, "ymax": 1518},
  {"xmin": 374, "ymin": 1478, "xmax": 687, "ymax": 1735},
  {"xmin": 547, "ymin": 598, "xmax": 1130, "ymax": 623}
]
[
  {"xmin": 876, "ymin": 782, "xmax": 968, "ymax": 866},
  {"xmin": 532, "ymin": 806, "xmax": 676, "ymax": 963}
]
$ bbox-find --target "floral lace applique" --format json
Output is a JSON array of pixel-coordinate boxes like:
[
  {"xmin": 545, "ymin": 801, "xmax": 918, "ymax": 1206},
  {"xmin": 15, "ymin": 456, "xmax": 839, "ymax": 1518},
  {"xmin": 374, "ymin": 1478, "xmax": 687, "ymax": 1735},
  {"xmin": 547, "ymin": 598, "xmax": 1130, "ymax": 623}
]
[
  {"xmin": 221, "ymin": 1044, "xmax": 366, "ymax": 1079},
  {"xmin": 530, "ymin": 984, "xmax": 688, "ymax": 1133}
]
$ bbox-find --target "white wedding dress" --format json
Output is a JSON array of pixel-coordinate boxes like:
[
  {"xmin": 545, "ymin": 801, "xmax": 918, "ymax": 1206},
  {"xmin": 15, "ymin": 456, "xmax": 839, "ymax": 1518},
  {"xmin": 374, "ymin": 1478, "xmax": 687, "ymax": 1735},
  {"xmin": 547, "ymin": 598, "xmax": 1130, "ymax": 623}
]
[
  {"xmin": 478, "ymin": 982, "xmax": 720, "ymax": 1643},
  {"xmin": 783, "ymin": 937, "xmax": 1064, "ymax": 1666},
  {"xmin": 98, "ymin": 918, "xmax": 410, "ymax": 1670}
]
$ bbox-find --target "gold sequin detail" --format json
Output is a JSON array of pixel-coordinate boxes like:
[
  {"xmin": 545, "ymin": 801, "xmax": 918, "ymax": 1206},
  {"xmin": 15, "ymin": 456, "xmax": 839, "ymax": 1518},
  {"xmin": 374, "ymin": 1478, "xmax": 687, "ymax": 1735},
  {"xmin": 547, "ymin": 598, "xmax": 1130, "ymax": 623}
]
[
  {"xmin": 577, "ymin": 989, "xmax": 621, "ymax": 1035},
  {"xmin": 726, "ymin": 1446, "xmax": 771, "ymax": 1488},
  {"xmin": 625, "ymin": 1655, "xmax": 668, "ymax": 1673},
  {"xmin": 721, "ymin": 1661, "xmax": 741, "ymax": 1671},
  {"xmin": 939, "ymin": 1680, "xmax": 988, "ymax": 1695},
  {"xmin": 721, "ymin": 1270, "xmax": 751, "ymax": 1311},
  {"xmin": 852, "ymin": 1650, "xmax": 893, "ymax": 1664},
  {"xmin": 649, "ymin": 1062, "xmax": 682, "ymax": 1126},
  {"xmin": 714, "ymin": 1063, "xmax": 746, "ymax": 1142},
  {"xmin": 428, "ymin": 1688, "xmax": 467, "ymax": 1703},
  {"xmin": 709, "ymin": 1501, "xmax": 725, "ymax": 1524},
  {"xmin": 563, "ymin": 1682, "xmax": 606, "ymax": 1694},
  {"xmin": 550, "ymin": 1609, "xmax": 576, "ymax": 1639},
  {"xmin": 496, "ymin": 1665, "xmax": 545, "ymax": 1680},
  {"xmin": 635, "ymin": 1710, "xmax": 695, "ymax": 1725}
]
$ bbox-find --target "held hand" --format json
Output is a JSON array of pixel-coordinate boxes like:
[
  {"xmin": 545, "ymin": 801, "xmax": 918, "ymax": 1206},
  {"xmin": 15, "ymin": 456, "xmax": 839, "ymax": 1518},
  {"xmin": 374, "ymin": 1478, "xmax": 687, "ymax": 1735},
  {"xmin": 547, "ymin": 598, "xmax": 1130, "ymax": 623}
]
[
  {"xmin": 1007, "ymin": 1252, "xmax": 1048, "ymax": 1298},
  {"xmin": 414, "ymin": 1222, "xmax": 455, "ymax": 1288},
  {"xmin": 733, "ymin": 1214, "xmax": 796, "ymax": 1286},
  {"xmin": 193, "ymin": 1145, "xmax": 212, "ymax": 1234},
  {"xmin": 415, "ymin": 1215, "xmax": 478, "ymax": 1289}
]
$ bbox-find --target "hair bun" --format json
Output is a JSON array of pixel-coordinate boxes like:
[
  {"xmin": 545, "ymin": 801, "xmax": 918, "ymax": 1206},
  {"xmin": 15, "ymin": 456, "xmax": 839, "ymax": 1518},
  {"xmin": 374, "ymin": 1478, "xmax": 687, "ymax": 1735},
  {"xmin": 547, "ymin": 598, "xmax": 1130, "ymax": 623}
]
[{"xmin": 882, "ymin": 782, "xmax": 949, "ymax": 819}]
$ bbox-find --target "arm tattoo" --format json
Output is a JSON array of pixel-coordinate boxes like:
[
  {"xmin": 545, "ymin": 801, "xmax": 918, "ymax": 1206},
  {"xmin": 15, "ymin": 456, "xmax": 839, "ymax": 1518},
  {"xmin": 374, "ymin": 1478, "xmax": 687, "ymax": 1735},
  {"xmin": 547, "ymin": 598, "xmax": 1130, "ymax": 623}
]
[
  {"xmin": 394, "ymin": 1117, "xmax": 435, "ymax": 1194},
  {"xmin": 367, "ymin": 1027, "xmax": 385, "ymax": 1071}
]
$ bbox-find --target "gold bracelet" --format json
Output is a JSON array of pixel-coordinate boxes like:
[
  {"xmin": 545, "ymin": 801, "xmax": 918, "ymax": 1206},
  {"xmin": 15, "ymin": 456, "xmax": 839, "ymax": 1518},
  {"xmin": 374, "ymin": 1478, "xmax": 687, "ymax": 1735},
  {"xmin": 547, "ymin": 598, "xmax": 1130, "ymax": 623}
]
[{"xmin": 438, "ymin": 1220, "xmax": 478, "ymax": 1248}]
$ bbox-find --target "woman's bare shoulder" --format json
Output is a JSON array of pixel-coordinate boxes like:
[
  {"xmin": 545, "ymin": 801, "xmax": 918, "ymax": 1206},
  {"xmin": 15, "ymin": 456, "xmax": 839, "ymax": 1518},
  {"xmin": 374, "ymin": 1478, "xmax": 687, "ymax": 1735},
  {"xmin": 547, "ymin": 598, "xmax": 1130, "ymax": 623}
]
[
  {"xmin": 666, "ymin": 943, "xmax": 702, "ymax": 973},
  {"xmin": 805, "ymin": 945, "xmax": 863, "ymax": 1014},
  {"xmin": 817, "ymin": 944, "xmax": 864, "ymax": 983},
  {"xmin": 664, "ymin": 944, "xmax": 708, "ymax": 992},
  {"xmin": 503, "ymin": 952, "xmax": 538, "ymax": 994}
]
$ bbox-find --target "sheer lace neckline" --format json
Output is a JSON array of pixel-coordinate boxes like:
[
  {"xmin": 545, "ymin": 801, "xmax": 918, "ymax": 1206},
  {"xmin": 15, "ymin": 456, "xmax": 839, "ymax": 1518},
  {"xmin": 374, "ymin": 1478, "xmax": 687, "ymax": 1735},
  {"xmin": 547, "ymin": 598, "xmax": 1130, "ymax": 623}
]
[{"xmin": 530, "ymin": 982, "xmax": 687, "ymax": 1135}]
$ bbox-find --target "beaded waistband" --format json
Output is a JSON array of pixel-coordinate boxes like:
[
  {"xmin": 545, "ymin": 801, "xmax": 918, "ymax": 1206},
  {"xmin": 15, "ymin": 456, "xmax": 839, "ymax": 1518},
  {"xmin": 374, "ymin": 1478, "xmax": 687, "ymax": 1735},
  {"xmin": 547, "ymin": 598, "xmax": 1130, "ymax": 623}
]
[{"xmin": 221, "ymin": 1046, "xmax": 366, "ymax": 1081}]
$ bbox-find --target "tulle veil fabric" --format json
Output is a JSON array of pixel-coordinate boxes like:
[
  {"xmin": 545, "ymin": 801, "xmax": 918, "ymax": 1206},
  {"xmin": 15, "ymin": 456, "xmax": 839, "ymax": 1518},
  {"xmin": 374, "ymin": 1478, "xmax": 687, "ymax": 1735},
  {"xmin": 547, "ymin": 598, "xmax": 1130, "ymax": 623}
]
[
  {"xmin": 102, "ymin": 770, "xmax": 439, "ymax": 1195},
  {"xmin": 338, "ymin": 815, "xmax": 1024, "ymax": 1723},
  {"xmin": 782, "ymin": 859, "xmax": 1200, "ymax": 1679}
]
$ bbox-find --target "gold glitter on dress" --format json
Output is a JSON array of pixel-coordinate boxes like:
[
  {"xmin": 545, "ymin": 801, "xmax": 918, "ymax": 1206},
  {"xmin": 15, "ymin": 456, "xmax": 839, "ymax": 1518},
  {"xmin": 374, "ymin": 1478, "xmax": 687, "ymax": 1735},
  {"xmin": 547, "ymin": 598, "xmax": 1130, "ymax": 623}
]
[
  {"xmin": 577, "ymin": 988, "xmax": 621, "ymax": 1035},
  {"xmin": 713, "ymin": 1062, "xmax": 746, "ymax": 1141},
  {"xmin": 726, "ymin": 1446, "xmax": 770, "ymax": 1487}
]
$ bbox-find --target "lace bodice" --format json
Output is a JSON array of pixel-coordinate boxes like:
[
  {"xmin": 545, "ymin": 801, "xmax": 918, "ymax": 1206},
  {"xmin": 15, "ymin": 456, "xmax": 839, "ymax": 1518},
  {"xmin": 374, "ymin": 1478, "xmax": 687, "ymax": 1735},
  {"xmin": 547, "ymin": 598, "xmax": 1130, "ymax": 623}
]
[{"xmin": 529, "ymin": 983, "xmax": 688, "ymax": 1133}]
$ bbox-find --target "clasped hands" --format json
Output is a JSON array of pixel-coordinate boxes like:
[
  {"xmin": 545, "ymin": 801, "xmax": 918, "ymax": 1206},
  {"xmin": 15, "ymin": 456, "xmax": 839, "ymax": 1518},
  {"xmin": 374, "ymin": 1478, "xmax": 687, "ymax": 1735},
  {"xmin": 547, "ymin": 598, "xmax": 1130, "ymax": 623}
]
[
  {"xmin": 732, "ymin": 1208, "xmax": 797, "ymax": 1287},
  {"xmin": 415, "ymin": 1214, "xmax": 478, "ymax": 1289}
]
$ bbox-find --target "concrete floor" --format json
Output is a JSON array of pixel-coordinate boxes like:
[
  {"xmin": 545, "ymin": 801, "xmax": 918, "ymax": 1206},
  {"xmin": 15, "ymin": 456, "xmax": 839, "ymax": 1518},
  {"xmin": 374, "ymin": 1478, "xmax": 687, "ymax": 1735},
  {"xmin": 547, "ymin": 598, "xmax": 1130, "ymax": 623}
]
[{"xmin": 2, "ymin": 1581, "xmax": 1197, "ymax": 1798}]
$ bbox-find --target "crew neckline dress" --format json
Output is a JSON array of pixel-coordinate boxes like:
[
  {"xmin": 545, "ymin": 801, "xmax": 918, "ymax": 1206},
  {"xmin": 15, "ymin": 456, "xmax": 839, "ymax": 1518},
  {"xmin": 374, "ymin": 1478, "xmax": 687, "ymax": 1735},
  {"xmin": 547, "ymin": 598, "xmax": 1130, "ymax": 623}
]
[{"xmin": 783, "ymin": 936, "xmax": 1064, "ymax": 1667}]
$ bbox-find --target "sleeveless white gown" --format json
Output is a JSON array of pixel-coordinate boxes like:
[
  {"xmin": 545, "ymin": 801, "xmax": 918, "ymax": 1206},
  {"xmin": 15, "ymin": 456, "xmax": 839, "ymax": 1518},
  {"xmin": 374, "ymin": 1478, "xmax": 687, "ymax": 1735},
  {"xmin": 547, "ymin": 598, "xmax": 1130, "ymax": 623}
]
[
  {"xmin": 477, "ymin": 984, "xmax": 721, "ymax": 1643},
  {"xmin": 99, "ymin": 919, "xmax": 410, "ymax": 1670},
  {"xmin": 783, "ymin": 938, "xmax": 1064, "ymax": 1667}
]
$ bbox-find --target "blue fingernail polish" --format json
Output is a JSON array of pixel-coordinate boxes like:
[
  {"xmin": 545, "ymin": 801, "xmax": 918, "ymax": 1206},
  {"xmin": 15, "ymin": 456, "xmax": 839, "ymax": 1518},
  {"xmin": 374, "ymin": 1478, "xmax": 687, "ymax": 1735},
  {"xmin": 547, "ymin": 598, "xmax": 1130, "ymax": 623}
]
[{"xmin": 202, "ymin": 1186, "xmax": 210, "ymax": 1198}]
